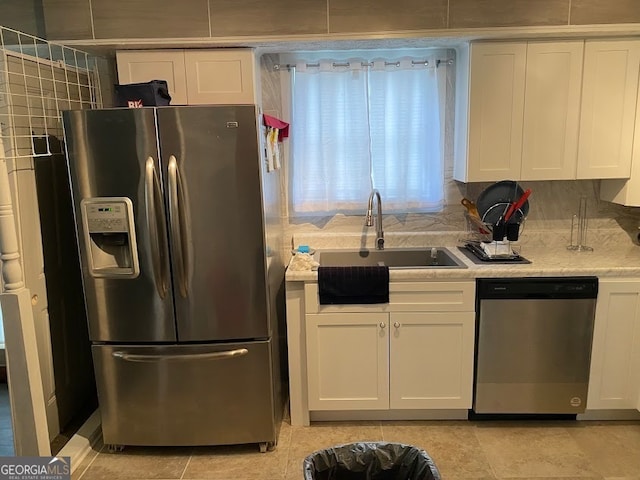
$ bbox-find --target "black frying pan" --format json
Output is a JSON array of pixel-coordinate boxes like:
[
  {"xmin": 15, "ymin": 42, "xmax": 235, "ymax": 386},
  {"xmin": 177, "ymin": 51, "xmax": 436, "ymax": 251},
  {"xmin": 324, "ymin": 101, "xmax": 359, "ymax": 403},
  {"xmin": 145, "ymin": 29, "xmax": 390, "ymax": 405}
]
[{"xmin": 476, "ymin": 180, "xmax": 529, "ymax": 223}]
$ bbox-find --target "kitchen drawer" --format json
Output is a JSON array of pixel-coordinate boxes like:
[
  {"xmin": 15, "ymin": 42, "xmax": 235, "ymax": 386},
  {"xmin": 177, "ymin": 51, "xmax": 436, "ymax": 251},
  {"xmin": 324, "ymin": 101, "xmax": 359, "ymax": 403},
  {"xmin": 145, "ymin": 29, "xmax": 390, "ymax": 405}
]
[{"xmin": 304, "ymin": 281, "xmax": 475, "ymax": 314}]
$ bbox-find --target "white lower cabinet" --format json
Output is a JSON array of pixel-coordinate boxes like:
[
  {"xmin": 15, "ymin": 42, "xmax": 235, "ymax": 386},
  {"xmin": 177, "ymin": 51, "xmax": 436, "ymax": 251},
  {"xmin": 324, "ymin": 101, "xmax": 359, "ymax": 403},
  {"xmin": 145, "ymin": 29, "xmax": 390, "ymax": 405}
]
[
  {"xmin": 306, "ymin": 313, "xmax": 389, "ymax": 411},
  {"xmin": 297, "ymin": 276, "xmax": 640, "ymax": 420},
  {"xmin": 306, "ymin": 310, "xmax": 475, "ymax": 412},
  {"xmin": 587, "ymin": 278, "xmax": 640, "ymax": 410},
  {"xmin": 389, "ymin": 312, "xmax": 475, "ymax": 409}
]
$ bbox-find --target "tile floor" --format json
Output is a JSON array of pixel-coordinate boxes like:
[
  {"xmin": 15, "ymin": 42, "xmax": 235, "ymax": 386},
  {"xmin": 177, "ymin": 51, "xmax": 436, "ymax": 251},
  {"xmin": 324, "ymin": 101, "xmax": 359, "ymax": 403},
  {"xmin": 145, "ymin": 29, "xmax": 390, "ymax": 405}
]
[{"xmin": 72, "ymin": 418, "xmax": 640, "ymax": 480}]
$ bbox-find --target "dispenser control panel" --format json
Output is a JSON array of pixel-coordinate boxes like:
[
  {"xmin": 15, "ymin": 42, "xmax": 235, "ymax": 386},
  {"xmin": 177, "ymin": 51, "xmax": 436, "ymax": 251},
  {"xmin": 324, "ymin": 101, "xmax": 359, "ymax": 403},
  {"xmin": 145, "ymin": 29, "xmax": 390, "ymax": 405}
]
[
  {"xmin": 80, "ymin": 197, "xmax": 139, "ymax": 278},
  {"xmin": 85, "ymin": 203, "xmax": 129, "ymax": 233}
]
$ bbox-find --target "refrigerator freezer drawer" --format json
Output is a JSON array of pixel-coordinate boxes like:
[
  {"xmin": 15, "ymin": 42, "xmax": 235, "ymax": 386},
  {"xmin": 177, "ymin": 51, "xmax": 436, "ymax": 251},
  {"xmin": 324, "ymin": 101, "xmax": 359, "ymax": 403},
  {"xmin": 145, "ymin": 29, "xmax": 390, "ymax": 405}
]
[{"xmin": 93, "ymin": 341, "xmax": 276, "ymax": 446}]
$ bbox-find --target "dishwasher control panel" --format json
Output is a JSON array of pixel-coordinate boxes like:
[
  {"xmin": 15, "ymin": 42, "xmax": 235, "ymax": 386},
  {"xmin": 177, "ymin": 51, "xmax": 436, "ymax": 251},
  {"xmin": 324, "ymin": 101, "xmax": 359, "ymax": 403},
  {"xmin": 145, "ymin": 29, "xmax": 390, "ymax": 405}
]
[{"xmin": 477, "ymin": 276, "xmax": 598, "ymax": 299}]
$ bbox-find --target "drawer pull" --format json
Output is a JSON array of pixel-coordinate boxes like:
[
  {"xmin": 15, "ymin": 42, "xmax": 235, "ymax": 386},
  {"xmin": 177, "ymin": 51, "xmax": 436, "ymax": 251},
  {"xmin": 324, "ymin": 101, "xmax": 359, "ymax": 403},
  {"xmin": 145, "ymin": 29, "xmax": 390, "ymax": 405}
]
[
  {"xmin": 380, "ymin": 322, "xmax": 386, "ymax": 329},
  {"xmin": 394, "ymin": 322, "xmax": 401, "ymax": 328}
]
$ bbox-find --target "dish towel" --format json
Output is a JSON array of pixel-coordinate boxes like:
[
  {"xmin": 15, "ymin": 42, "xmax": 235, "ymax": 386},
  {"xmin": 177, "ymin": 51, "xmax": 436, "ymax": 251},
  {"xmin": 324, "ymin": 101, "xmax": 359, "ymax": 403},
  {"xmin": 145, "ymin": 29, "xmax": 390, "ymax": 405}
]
[
  {"xmin": 262, "ymin": 114, "xmax": 289, "ymax": 172},
  {"xmin": 318, "ymin": 266, "xmax": 390, "ymax": 305},
  {"xmin": 263, "ymin": 114, "xmax": 290, "ymax": 140}
]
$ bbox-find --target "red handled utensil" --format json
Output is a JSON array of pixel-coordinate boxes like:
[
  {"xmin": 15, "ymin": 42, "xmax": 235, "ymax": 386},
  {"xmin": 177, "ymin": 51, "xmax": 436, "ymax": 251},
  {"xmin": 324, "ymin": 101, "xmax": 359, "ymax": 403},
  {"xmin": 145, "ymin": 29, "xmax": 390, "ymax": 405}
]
[{"xmin": 503, "ymin": 188, "xmax": 532, "ymax": 223}]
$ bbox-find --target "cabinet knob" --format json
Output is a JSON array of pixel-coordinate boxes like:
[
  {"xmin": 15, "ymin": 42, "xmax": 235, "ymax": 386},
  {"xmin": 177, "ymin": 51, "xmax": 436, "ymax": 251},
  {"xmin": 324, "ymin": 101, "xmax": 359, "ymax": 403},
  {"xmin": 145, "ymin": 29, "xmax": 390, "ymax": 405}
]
[
  {"xmin": 380, "ymin": 322, "xmax": 386, "ymax": 329},
  {"xmin": 394, "ymin": 322, "xmax": 400, "ymax": 328}
]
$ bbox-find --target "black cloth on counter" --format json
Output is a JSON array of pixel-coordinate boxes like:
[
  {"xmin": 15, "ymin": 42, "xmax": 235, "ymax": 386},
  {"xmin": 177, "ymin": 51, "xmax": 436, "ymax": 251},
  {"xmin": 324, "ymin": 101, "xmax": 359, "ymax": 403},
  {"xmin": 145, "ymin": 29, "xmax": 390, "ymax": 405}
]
[{"xmin": 318, "ymin": 266, "xmax": 390, "ymax": 305}]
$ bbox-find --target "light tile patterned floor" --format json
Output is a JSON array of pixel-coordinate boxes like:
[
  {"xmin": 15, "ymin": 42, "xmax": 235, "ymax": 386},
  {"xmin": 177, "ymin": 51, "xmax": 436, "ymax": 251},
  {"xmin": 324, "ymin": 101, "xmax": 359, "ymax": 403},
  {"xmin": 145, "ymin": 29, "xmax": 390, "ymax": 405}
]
[{"xmin": 72, "ymin": 419, "xmax": 640, "ymax": 480}]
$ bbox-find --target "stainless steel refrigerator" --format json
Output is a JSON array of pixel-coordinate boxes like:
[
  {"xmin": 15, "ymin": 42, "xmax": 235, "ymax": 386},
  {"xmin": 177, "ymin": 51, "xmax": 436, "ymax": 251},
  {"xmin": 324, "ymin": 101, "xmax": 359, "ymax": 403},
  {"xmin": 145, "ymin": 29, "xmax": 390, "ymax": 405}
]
[{"xmin": 62, "ymin": 106, "xmax": 286, "ymax": 451}]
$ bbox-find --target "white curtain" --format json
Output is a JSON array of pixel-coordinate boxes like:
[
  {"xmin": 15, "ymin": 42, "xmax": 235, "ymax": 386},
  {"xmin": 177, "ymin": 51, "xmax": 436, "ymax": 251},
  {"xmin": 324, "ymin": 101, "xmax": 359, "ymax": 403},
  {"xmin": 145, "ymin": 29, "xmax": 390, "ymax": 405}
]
[{"xmin": 290, "ymin": 56, "xmax": 445, "ymax": 216}]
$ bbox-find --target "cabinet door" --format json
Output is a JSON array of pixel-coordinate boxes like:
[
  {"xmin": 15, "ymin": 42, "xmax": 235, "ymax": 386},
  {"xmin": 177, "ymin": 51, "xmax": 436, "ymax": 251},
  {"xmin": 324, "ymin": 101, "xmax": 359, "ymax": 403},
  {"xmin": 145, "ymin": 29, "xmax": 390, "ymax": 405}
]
[
  {"xmin": 587, "ymin": 279, "xmax": 640, "ymax": 410},
  {"xmin": 389, "ymin": 312, "xmax": 475, "ymax": 409},
  {"xmin": 521, "ymin": 41, "xmax": 584, "ymax": 180},
  {"xmin": 115, "ymin": 50, "xmax": 188, "ymax": 105},
  {"xmin": 467, "ymin": 42, "xmax": 526, "ymax": 181},
  {"xmin": 184, "ymin": 49, "xmax": 256, "ymax": 105},
  {"xmin": 306, "ymin": 313, "xmax": 389, "ymax": 411},
  {"xmin": 600, "ymin": 82, "xmax": 640, "ymax": 206},
  {"xmin": 577, "ymin": 40, "xmax": 640, "ymax": 179}
]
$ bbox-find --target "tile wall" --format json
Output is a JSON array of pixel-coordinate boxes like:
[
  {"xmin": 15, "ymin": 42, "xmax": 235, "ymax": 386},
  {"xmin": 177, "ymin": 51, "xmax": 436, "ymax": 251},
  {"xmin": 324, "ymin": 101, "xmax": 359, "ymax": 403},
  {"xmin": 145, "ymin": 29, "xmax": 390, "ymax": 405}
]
[
  {"xmin": 0, "ymin": 0, "xmax": 45, "ymax": 38},
  {"xmin": 1, "ymin": 52, "xmax": 96, "ymax": 169},
  {"xmin": 37, "ymin": 0, "xmax": 640, "ymax": 42}
]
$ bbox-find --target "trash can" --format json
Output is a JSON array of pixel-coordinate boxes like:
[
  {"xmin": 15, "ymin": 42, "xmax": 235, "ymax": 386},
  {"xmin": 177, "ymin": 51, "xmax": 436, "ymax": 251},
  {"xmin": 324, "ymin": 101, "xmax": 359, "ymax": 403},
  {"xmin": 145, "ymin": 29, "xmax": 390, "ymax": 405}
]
[{"xmin": 303, "ymin": 442, "xmax": 441, "ymax": 480}]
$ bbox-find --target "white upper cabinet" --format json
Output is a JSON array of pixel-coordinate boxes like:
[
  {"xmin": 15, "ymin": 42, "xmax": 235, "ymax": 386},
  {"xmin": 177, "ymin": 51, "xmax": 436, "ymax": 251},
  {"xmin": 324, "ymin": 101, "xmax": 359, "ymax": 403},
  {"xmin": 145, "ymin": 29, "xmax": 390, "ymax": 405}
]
[
  {"xmin": 521, "ymin": 41, "xmax": 584, "ymax": 180},
  {"xmin": 184, "ymin": 50, "xmax": 257, "ymax": 105},
  {"xmin": 456, "ymin": 41, "xmax": 584, "ymax": 182},
  {"xmin": 600, "ymin": 58, "xmax": 640, "ymax": 206},
  {"xmin": 577, "ymin": 40, "xmax": 640, "ymax": 179},
  {"xmin": 116, "ymin": 49, "xmax": 257, "ymax": 105},
  {"xmin": 456, "ymin": 38, "xmax": 640, "ymax": 183},
  {"xmin": 116, "ymin": 50, "xmax": 188, "ymax": 105},
  {"xmin": 463, "ymin": 42, "xmax": 526, "ymax": 182}
]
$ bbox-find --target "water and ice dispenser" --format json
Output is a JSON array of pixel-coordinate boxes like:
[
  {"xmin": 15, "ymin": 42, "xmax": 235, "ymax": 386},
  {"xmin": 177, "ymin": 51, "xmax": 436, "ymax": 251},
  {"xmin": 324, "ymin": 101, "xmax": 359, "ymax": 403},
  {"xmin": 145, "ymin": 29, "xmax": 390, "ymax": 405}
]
[{"xmin": 80, "ymin": 197, "xmax": 140, "ymax": 278}]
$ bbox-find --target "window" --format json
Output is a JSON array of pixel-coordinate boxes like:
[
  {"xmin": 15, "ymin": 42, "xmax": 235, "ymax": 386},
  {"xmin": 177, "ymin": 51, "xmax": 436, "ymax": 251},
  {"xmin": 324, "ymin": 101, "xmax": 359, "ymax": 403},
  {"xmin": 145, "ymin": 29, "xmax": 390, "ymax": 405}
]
[{"xmin": 289, "ymin": 53, "xmax": 447, "ymax": 217}]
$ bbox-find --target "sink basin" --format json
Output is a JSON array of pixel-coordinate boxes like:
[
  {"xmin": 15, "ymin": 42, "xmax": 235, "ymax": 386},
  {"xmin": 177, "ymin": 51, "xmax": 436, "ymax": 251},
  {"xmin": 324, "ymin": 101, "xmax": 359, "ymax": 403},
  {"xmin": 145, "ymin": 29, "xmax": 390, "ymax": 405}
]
[{"xmin": 317, "ymin": 247, "xmax": 467, "ymax": 269}]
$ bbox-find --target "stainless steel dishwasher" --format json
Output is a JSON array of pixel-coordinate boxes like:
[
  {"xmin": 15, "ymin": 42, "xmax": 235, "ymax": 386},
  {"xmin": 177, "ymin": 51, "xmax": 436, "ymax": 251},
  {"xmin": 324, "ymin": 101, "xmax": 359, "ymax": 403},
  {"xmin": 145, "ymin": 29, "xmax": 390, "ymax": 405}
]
[{"xmin": 473, "ymin": 277, "xmax": 598, "ymax": 415}]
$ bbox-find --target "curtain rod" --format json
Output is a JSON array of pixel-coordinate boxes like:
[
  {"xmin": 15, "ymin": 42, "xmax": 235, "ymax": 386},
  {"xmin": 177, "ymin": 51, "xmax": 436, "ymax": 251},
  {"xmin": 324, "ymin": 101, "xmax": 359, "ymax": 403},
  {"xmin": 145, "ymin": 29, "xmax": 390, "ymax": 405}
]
[{"xmin": 272, "ymin": 58, "xmax": 454, "ymax": 71}]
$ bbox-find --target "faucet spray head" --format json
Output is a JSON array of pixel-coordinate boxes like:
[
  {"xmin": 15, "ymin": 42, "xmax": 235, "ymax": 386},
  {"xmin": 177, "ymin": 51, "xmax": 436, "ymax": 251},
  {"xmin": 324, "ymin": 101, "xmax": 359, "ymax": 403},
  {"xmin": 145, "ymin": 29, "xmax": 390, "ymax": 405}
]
[
  {"xmin": 365, "ymin": 210, "xmax": 374, "ymax": 226},
  {"xmin": 365, "ymin": 190, "xmax": 378, "ymax": 227}
]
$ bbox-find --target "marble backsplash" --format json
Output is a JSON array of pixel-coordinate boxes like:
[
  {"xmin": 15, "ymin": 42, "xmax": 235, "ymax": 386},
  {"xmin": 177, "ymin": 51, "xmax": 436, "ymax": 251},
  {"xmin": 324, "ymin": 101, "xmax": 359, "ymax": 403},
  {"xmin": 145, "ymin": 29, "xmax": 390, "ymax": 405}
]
[{"xmin": 285, "ymin": 178, "xmax": 640, "ymax": 252}]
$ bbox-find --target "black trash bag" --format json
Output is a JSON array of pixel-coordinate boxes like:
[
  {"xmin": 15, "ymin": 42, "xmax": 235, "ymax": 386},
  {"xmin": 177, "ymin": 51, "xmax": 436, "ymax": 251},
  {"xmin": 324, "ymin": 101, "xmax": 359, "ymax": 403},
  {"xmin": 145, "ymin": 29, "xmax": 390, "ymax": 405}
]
[
  {"xmin": 303, "ymin": 442, "xmax": 441, "ymax": 480},
  {"xmin": 114, "ymin": 80, "xmax": 172, "ymax": 107}
]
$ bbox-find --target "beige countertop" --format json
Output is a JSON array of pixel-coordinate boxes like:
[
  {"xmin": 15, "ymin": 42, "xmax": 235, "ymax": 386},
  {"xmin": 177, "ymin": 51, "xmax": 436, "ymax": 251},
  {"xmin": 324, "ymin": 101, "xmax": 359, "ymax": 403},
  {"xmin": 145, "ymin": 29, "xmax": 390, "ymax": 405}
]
[{"xmin": 285, "ymin": 229, "xmax": 640, "ymax": 282}]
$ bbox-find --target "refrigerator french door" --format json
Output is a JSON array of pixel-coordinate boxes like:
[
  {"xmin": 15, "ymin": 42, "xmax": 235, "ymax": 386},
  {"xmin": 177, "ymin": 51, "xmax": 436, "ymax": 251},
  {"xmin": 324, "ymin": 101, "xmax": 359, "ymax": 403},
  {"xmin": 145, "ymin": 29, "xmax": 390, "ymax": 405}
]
[{"xmin": 63, "ymin": 106, "xmax": 281, "ymax": 449}]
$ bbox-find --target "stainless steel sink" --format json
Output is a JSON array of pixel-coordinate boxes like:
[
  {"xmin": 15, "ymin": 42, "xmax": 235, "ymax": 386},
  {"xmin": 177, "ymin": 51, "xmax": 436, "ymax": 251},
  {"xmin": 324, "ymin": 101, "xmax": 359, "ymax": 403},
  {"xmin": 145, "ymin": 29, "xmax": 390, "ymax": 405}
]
[{"xmin": 317, "ymin": 247, "xmax": 467, "ymax": 269}]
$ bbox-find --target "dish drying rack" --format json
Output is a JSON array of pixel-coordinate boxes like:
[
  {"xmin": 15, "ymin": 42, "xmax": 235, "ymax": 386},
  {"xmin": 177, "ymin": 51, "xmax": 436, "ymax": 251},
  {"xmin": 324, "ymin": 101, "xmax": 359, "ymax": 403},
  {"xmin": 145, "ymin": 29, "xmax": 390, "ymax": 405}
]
[{"xmin": 461, "ymin": 211, "xmax": 525, "ymax": 260}]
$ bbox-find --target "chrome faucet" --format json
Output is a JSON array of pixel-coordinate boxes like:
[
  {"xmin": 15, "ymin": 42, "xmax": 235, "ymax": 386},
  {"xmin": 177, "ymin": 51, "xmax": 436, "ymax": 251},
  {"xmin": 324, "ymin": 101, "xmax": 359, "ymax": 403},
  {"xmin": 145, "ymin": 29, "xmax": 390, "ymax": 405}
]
[{"xmin": 365, "ymin": 189, "xmax": 384, "ymax": 250}]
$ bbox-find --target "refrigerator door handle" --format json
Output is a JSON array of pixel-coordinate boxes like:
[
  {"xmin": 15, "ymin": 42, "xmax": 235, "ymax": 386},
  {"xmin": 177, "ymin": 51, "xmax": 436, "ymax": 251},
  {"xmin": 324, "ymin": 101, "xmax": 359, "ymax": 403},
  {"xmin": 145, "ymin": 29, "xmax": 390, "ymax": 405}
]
[
  {"xmin": 168, "ymin": 155, "xmax": 189, "ymax": 297},
  {"xmin": 144, "ymin": 156, "xmax": 168, "ymax": 299},
  {"xmin": 111, "ymin": 348, "xmax": 249, "ymax": 362}
]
